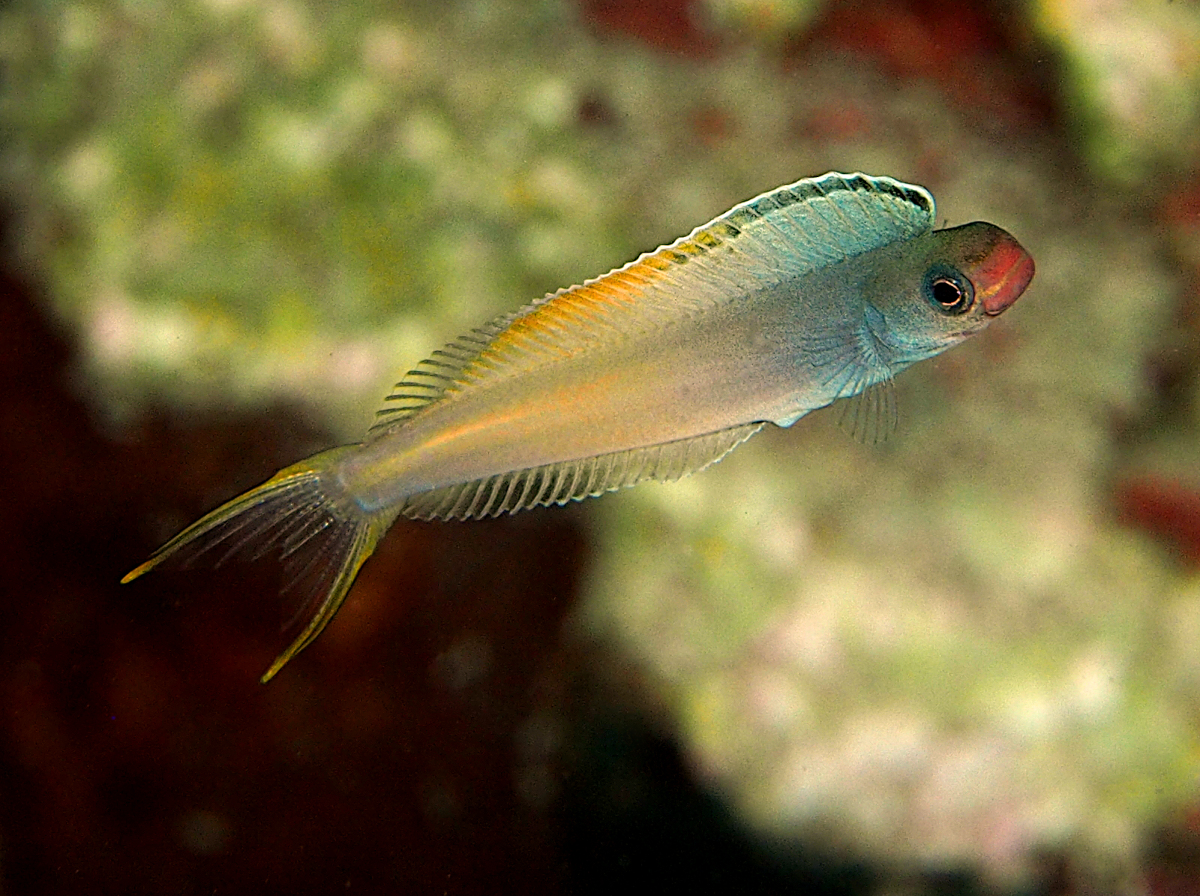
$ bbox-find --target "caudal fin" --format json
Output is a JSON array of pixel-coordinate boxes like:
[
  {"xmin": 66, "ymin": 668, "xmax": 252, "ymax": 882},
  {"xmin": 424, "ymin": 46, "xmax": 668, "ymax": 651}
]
[{"xmin": 121, "ymin": 448, "xmax": 396, "ymax": 682}]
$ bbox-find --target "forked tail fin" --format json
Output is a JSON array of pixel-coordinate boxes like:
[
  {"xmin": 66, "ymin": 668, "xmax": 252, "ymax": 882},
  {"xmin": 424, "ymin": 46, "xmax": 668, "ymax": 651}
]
[{"xmin": 121, "ymin": 448, "xmax": 397, "ymax": 682}]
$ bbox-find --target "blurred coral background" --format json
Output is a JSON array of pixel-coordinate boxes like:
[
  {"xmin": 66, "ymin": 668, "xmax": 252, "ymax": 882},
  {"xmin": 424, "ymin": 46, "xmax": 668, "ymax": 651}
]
[{"xmin": 2, "ymin": 0, "xmax": 1200, "ymax": 893}]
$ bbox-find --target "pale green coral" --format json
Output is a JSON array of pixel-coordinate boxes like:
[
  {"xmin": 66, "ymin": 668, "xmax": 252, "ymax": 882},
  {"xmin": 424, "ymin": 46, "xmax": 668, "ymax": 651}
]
[{"xmin": 696, "ymin": 0, "xmax": 825, "ymax": 43}]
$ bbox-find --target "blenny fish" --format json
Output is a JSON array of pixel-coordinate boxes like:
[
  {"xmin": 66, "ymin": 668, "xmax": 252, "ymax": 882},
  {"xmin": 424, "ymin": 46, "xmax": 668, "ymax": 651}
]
[{"xmin": 123, "ymin": 172, "xmax": 1034, "ymax": 681}]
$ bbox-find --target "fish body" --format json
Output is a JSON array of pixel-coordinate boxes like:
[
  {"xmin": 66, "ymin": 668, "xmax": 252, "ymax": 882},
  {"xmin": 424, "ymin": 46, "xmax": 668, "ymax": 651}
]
[{"xmin": 123, "ymin": 173, "xmax": 1034, "ymax": 680}]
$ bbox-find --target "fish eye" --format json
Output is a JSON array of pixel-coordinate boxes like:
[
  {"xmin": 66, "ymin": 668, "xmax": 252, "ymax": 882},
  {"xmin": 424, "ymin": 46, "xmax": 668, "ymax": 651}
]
[{"xmin": 924, "ymin": 266, "xmax": 974, "ymax": 315}]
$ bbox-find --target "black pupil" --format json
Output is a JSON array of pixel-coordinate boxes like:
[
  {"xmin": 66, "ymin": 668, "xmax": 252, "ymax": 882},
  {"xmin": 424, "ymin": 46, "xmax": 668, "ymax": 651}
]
[{"xmin": 932, "ymin": 278, "xmax": 962, "ymax": 308}]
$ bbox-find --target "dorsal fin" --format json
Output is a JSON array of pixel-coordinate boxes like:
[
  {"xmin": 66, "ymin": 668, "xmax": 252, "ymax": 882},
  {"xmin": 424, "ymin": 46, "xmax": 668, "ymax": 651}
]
[
  {"xmin": 369, "ymin": 172, "xmax": 934, "ymax": 435},
  {"xmin": 400, "ymin": 422, "xmax": 763, "ymax": 520}
]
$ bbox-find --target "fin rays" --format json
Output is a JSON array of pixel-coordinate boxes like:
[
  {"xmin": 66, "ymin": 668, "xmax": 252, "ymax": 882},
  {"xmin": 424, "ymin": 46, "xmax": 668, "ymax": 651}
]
[
  {"xmin": 121, "ymin": 451, "xmax": 395, "ymax": 682},
  {"xmin": 799, "ymin": 316, "xmax": 898, "ymax": 444},
  {"xmin": 369, "ymin": 173, "xmax": 933, "ymax": 435},
  {"xmin": 401, "ymin": 423, "xmax": 764, "ymax": 521},
  {"xmin": 836, "ymin": 379, "xmax": 898, "ymax": 444}
]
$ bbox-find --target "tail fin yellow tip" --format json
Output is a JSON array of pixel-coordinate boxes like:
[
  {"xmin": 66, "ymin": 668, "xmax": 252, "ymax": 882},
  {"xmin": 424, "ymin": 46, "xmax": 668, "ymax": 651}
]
[{"xmin": 121, "ymin": 449, "xmax": 391, "ymax": 682}]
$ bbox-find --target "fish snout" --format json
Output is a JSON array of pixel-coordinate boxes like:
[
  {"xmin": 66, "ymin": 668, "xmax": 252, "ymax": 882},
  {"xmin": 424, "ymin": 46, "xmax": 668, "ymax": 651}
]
[{"xmin": 962, "ymin": 223, "xmax": 1034, "ymax": 316}]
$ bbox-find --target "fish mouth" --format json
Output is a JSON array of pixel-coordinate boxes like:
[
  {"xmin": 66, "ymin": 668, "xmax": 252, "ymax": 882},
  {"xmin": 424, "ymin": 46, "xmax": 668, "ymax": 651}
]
[{"xmin": 963, "ymin": 226, "xmax": 1035, "ymax": 316}]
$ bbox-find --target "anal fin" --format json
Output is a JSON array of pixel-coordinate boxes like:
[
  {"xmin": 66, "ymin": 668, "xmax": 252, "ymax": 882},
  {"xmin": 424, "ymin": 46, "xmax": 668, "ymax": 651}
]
[{"xmin": 401, "ymin": 423, "xmax": 765, "ymax": 521}]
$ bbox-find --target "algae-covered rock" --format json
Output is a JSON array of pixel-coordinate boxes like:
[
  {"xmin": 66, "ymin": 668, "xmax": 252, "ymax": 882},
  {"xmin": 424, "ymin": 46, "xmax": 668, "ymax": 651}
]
[
  {"xmin": 1034, "ymin": 0, "xmax": 1200, "ymax": 185},
  {"xmin": 0, "ymin": 0, "xmax": 634, "ymax": 434}
]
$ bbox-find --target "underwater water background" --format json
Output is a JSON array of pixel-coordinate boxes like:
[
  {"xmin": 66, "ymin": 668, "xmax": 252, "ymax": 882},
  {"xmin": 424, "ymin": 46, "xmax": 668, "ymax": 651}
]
[{"xmin": 2, "ymin": 0, "xmax": 1200, "ymax": 893}]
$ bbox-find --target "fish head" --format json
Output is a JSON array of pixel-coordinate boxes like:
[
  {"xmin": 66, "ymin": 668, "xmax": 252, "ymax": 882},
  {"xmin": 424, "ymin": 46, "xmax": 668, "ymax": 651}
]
[
  {"xmin": 869, "ymin": 221, "xmax": 1034, "ymax": 363},
  {"xmin": 942, "ymin": 221, "xmax": 1036, "ymax": 317}
]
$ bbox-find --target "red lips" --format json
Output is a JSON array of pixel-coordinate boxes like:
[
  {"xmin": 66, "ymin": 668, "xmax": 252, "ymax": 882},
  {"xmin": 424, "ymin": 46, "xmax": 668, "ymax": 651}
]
[{"xmin": 971, "ymin": 229, "xmax": 1036, "ymax": 316}]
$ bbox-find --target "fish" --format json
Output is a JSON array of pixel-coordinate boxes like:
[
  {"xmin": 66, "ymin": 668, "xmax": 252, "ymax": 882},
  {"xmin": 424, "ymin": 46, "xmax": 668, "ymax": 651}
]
[{"xmin": 122, "ymin": 172, "xmax": 1035, "ymax": 682}]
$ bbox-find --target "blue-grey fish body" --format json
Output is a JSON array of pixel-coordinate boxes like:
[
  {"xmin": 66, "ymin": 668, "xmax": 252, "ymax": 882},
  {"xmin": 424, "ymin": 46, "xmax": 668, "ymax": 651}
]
[{"xmin": 123, "ymin": 173, "xmax": 1035, "ymax": 681}]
